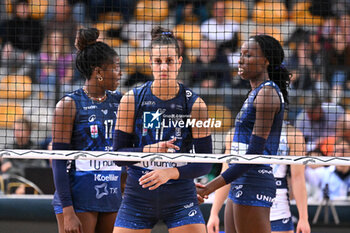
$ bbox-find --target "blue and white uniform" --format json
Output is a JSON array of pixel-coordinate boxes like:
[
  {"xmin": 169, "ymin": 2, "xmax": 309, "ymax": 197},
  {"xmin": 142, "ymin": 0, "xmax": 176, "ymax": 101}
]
[
  {"xmin": 52, "ymin": 88, "xmax": 123, "ymax": 214},
  {"xmin": 229, "ymin": 80, "xmax": 284, "ymax": 207},
  {"xmin": 270, "ymin": 123, "xmax": 294, "ymax": 231},
  {"xmin": 115, "ymin": 81, "xmax": 205, "ymax": 229}
]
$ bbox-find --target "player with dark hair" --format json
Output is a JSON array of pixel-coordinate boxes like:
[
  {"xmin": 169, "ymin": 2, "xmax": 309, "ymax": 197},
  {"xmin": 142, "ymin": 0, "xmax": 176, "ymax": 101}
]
[
  {"xmin": 113, "ymin": 26, "xmax": 213, "ymax": 233},
  {"xmin": 197, "ymin": 34, "xmax": 290, "ymax": 233},
  {"xmin": 51, "ymin": 28, "xmax": 123, "ymax": 233}
]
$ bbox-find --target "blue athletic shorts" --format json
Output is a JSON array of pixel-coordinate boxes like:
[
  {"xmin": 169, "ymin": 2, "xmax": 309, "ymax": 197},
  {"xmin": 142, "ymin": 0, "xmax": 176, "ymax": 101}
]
[
  {"xmin": 114, "ymin": 167, "xmax": 205, "ymax": 229},
  {"xmin": 53, "ymin": 205, "xmax": 87, "ymax": 215},
  {"xmin": 270, "ymin": 217, "xmax": 294, "ymax": 231},
  {"xmin": 228, "ymin": 184, "xmax": 276, "ymax": 208}
]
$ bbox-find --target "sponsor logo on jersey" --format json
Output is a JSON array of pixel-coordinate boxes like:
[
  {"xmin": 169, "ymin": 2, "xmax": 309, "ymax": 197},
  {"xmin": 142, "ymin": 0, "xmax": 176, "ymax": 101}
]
[
  {"xmin": 186, "ymin": 90, "xmax": 192, "ymax": 99},
  {"xmin": 188, "ymin": 210, "xmax": 197, "ymax": 217},
  {"xmin": 141, "ymin": 101, "xmax": 156, "ymax": 106},
  {"xmin": 282, "ymin": 218, "xmax": 290, "ymax": 224},
  {"xmin": 256, "ymin": 194, "xmax": 275, "ymax": 203},
  {"xmin": 184, "ymin": 202, "xmax": 194, "ymax": 209},
  {"xmin": 90, "ymin": 125, "xmax": 98, "ymax": 138},
  {"xmin": 258, "ymin": 169, "xmax": 273, "ymax": 175},
  {"xmin": 88, "ymin": 115, "xmax": 96, "ymax": 122},
  {"xmin": 235, "ymin": 190, "xmax": 243, "ymax": 198},
  {"xmin": 101, "ymin": 109, "xmax": 108, "ymax": 115},
  {"xmin": 83, "ymin": 105, "xmax": 97, "ymax": 110},
  {"xmin": 94, "ymin": 174, "xmax": 119, "ymax": 182},
  {"xmin": 95, "ymin": 183, "xmax": 108, "ymax": 199}
]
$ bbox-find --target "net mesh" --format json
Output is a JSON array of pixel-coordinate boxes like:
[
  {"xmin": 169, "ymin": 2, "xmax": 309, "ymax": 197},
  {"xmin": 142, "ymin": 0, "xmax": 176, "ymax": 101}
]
[{"xmin": 0, "ymin": 0, "xmax": 349, "ymax": 198}]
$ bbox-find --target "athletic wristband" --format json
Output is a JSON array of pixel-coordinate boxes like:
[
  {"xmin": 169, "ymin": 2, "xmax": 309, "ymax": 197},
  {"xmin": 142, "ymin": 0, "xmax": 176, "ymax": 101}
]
[
  {"xmin": 246, "ymin": 134, "xmax": 266, "ymax": 155},
  {"xmin": 221, "ymin": 164, "xmax": 252, "ymax": 184},
  {"xmin": 221, "ymin": 134, "xmax": 266, "ymax": 184},
  {"xmin": 193, "ymin": 135, "xmax": 212, "ymax": 153},
  {"xmin": 178, "ymin": 136, "xmax": 213, "ymax": 179},
  {"xmin": 52, "ymin": 142, "xmax": 72, "ymax": 208},
  {"xmin": 113, "ymin": 130, "xmax": 141, "ymax": 166}
]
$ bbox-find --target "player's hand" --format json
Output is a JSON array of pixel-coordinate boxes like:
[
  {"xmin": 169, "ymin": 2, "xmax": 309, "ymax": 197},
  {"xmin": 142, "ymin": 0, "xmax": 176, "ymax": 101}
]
[
  {"xmin": 139, "ymin": 168, "xmax": 179, "ymax": 190},
  {"xmin": 207, "ymin": 213, "xmax": 220, "ymax": 233},
  {"xmin": 196, "ymin": 183, "xmax": 209, "ymax": 202},
  {"xmin": 195, "ymin": 183, "xmax": 208, "ymax": 204},
  {"xmin": 295, "ymin": 218, "xmax": 311, "ymax": 233},
  {"xmin": 63, "ymin": 207, "xmax": 83, "ymax": 233},
  {"xmin": 143, "ymin": 138, "xmax": 180, "ymax": 153}
]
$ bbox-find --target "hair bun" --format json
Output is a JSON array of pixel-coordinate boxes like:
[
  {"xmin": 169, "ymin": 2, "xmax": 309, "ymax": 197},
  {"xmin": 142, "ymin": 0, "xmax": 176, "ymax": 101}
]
[
  {"xmin": 75, "ymin": 28, "xmax": 99, "ymax": 51},
  {"xmin": 151, "ymin": 26, "xmax": 173, "ymax": 40}
]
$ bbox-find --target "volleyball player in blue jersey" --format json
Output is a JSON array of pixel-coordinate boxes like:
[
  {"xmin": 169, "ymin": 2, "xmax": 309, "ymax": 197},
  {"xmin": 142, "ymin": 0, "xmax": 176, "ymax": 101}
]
[
  {"xmin": 113, "ymin": 26, "xmax": 212, "ymax": 233},
  {"xmin": 206, "ymin": 124, "xmax": 310, "ymax": 233},
  {"xmin": 51, "ymin": 28, "xmax": 123, "ymax": 233},
  {"xmin": 197, "ymin": 35, "xmax": 290, "ymax": 233}
]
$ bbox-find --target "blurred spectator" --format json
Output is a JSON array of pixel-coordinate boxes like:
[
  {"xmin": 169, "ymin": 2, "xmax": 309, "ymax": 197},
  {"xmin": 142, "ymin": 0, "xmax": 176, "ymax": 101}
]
[
  {"xmin": 0, "ymin": 0, "xmax": 44, "ymax": 79},
  {"xmin": 87, "ymin": 0, "xmax": 137, "ymax": 23},
  {"xmin": 340, "ymin": 14, "xmax": 350, "ymax": 45},
  {"xmin": 38, "ymin": 30, "xmax": 74, "ymax": 89},
  {"xmin": 305, "ymin": 138, "xmax": 350, "ymax": 201},
  {"xmin": 286, "ymin": 29, "xmax": 328, "ymax": 96},
  {"xmin": 318, "ymin": 113, "xmax": 350, "ymax": 156},
  {"xmin": 1, "ymin": 117, "xmax": 47, "ymax": 179},
  {"xmin": 309, "ymin": 0, "xmax": 334, "ymax": 18},
  {"xmin": 189, "ymin": 39, "xmax": 232, "ymax": 88},
  {"xmin": 200, "ymin": 0, "xmax": 240, "ymax": 53},
  {"xmin": 327, "ymin": 32, "xmax": 350, "ymax": 104},
  {"xmin": 174, "ymin": 0, "xmax": 209, "ymax": 25},
  {"xmin": 294, "ymin": 94, "xmax": 345, "ymax": 153},
  {"xmin": 45, "ymin": 0, "xmax": 78, "ymax": 47}
]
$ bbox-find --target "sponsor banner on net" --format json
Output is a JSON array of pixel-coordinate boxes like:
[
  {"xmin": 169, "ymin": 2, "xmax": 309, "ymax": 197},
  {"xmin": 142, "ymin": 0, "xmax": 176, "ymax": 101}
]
[{"xmin": 76, "ymin": 160, "xmax": 122, "ymax": 171}]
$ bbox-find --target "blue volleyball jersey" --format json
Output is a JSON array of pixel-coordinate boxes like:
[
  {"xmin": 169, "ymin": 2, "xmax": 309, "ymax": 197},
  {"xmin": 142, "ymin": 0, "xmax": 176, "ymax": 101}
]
[
  {"xmin": 114, "ymin": 81, "xmax": 206, "ymax": 229},
  {"xmin": 52, "ymin": 88, "xmax": 123, "ymax": 212},
  {"xmin": 230, "ymin": 80, "xmax": 285, "ymax": 187},
  {"xmin": 130, "ymin": 81, "xmax": 198, "ymax": 172}
]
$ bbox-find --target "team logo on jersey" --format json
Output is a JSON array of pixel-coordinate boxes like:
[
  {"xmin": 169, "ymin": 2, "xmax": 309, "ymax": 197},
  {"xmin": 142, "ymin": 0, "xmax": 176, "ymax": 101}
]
[
  {"xmin": 95, "ymin": 183, "xmax": 108, "ymax": 199},
  {"xmin": 90, "ymin": 125, "xmax": 99, "ymax": 138},
  {"xmin": 88, "ymin": 115, "xmax": 96, "ymax": 122},
  {"xmin": 143, "ymin": 109, "xmax": 164, "ymax": 129}
]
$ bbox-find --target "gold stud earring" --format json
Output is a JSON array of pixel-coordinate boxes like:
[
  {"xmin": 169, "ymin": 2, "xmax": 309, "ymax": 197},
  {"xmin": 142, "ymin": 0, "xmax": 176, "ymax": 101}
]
[{"xmin": 97, "ymin": 75, "xmax": 103, "ymax": 82}]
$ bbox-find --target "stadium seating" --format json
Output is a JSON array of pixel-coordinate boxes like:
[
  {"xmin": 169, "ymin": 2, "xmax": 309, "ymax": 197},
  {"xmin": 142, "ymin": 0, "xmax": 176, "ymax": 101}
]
[
  {"xmin": 135, "ymin": 0, "xmax": 169, "ymax": 22},
  {"xmin": 0, "ymin": 101, "xmax": 24, "ymax": 129},
  {"xmin": 173, "ymin": 24, "xmax": 202, "ymax": 48},
  {"xmin": 126, "ymin": 50, "xmax": 152, "ymax": 76},
  {"xmin": 225, "ymin": 0, "xmax": 248, "ymax": 23},
  {"xmin": 29, "ymin": 0, "xmax": 48, "ymax": 20},
  {"xmin": 252, "ymin": 0, "xmax": 288, "ymax": 25},
  {"xmin": 0, "ymin": 75, "xmax": 32, "ymax": 100},
  {"xmin": 289, "ymin": 2, "xmax": 324, "ymax": 26},
  {"xmin": 207, "ymin": 104, "xmax": 233, "ymax": 132}
]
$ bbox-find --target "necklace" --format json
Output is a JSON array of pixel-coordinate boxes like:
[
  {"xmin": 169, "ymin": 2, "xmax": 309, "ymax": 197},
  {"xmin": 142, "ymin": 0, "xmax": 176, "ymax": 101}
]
[{"xmin": 82, "ymin": 88, "xmax": 107, "ymax": 102}]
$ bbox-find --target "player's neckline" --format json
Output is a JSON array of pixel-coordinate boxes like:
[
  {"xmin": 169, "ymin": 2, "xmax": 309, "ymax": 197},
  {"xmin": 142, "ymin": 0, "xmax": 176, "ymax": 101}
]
[{"xmin": 82, "ymin": 88, "xmax": 107, "ymax": 102}]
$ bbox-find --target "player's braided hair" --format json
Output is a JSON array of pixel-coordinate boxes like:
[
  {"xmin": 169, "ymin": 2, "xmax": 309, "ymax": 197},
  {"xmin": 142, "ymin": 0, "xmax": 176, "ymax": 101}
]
[
  {"xmin": 250, "ymin": 35, "xmax": 290, "ymax": 106},
  {"xmin": 75, "ymin": 28, "xmax": 118, "ymax": 80}
]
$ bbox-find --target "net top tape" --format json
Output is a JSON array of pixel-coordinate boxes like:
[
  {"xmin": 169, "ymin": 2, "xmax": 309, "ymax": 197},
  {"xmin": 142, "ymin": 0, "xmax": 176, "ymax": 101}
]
[{"xmin": 1, "ymin": 150, "xmax": 350, "ymax": 166}]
